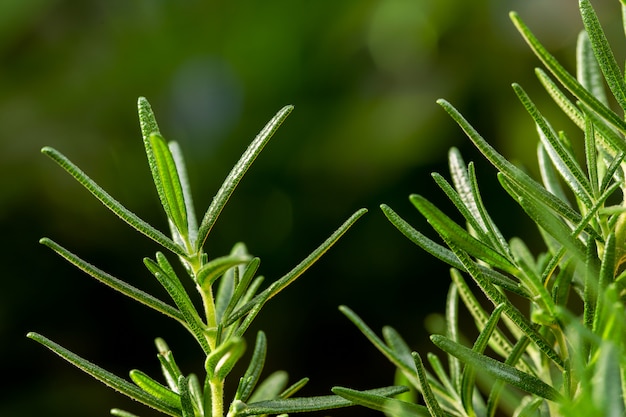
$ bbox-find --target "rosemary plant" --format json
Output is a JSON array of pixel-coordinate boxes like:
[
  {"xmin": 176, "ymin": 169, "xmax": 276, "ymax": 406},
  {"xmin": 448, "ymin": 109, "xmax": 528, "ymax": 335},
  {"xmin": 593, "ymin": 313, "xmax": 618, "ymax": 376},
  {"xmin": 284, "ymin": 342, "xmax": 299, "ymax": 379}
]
[
  {"xmin": 28, "ymin": 99, "xmax": 403, "ymax": 416},
  {"xmin": 334, "ymin": 0, "xmax": 626, "ymax": 416}
]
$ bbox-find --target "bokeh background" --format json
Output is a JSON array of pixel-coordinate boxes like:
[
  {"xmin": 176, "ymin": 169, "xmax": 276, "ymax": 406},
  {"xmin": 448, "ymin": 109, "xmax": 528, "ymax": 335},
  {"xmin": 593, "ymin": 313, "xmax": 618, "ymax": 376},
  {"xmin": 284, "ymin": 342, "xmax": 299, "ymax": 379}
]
[{"xmin": 1, "ymin": 0, "xmax": 622, "ymax": 416}]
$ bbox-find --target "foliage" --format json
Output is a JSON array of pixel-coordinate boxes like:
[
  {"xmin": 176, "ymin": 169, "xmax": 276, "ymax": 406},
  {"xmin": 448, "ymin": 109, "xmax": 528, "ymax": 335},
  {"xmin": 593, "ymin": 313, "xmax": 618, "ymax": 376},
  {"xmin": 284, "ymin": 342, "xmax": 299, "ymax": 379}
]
[
  {"xmin": 27, "ymin": 99, "xmax": 406, "ymax": 416},
  {"xmin": 335, "ymin": 0, "xmax": 626, "ymax": 416}
]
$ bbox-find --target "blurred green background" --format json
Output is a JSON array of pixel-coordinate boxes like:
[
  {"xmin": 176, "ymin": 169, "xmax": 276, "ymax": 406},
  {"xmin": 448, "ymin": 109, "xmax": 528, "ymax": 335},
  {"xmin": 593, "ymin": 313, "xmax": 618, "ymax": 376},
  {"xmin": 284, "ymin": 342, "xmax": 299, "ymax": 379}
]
[{"xmin": 1, "ymin": 0, "xmax": 621, "ymax": 416}]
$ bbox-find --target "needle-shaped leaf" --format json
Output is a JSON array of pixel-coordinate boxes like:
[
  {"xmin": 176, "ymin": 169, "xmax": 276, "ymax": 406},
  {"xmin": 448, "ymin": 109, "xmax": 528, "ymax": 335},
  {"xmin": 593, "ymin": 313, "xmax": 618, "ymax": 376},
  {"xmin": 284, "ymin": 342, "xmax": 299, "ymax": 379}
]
[
  {"xmin": 41, "ymin": 147, "xmax": 186, "ymax": 256},
  {"xmin": 431, "ymin": 335, "xmax": 562, "ymax": 402},
  {"xmin": 445, "ymin": 284, "xmax": 462, "ymax": 388},
  {"xmin": 27, "ymin": 333, "xmax": 181, "ymax": 416},
  {"xmin": 219, "ymin": 258, "xmax": 261, "ymax": 331},
  {"xmin": 205, "ymin": 336, "xmax": 246, "ymax": 380},
  {"xmin": 513, "ymin": 83, "xmax": 594, "ymax": 209},
  {"xmin": 168, "ymin": 141, "xmax": 198, "ymax": 246},
  {"xmin": 144, "ymin": 256, "xmax": 210, "ymax": 354},
  {"xmin": 426, "ymin": 353, "xmax": 461, "ymax": 407},
  {"xmin": 535, "ymin": 68, "xmax": 626, "ymax": 160},
  {"xmin": 187, "ymin": 374, "xmax": 204, "ymax": 416},
  {"xmin": 510, "ymin": 12, "xmax": 626, "ymax": 135},
  {"xmin": 332, "ymin": 387, "xmax": 432, "ymax": 417},
  {"xmin": 279, "ymin": 378, "xmax": 309, "ymax": 399},
  {"xmin": 155, "ymin": 338, "xmax": 184, "ymax": 392},
  {"xmin": 499, "ymin": 175, "xmax": 588, "ymax": 263},
  {"xmin": 584, "ymin": 115, "xmax": 599, "ymax": 198},
  {"xmin": 196, "ymin": 105, "xmax": 293, "ymax": 251},
  {"xmin": 410, "ymin": 194, "xmax": 518, "ymax": 275},
  {"xmin": 431, "ymin": 172, "xmax": 492, "ymax": 245},
  {"xmin": 177, "ymin": 376, "xmax": 194, "ymax": 417},
  {"xmin": 235, "ymin": 386, "xmax": 408, "ymax": 416},
  {"xmin": 449, "ymin": 269, "xmax": 533, "ymax": 374},
  {"xmin": 460, "ymin": 304, "xmax": 506, "ymax": 415},
  {"xmin": 381, "ymin": 204, "xmax": 526, "ymax": 297},
  {"xmin": 577, "ymin": 31, "xmax": 609, "ymax": 106},
  {"xmin": 382, "ymin": 326, "xmax": 414, "ymax": 372},
  {"xmin": 214, "ymin": 243, "xmax": 250, "ymax": 326},
  {"xmin": 138, "ymin": 96, "xmax": 161, "ymax": 141},
  {"xmin": 579, "ymin": 0, "xmax": 626, "ymax": 111},
  {"xmin": 413, "ymin": 352, "xmax": 445, "ymax": 417},
  {"xmin": 197, "ymin": 254, "xmax": 251, "ymax": 290},
  {"xmin": 111, "ymin": 409, "xmax": 141, "ymax": 417},
  {"xmin": 148, "ymin": 133, "xmax": 189, "ymax": 242},
  {"xmin": 444, "ymin": 241, "xmax": 564, "ymax": 369},
  {"xmin": 467, "ymin": 163, "xmax": 511, "ymax": 257},
  {"xmin": 39, "ymin": 238, "xmax": 185, "ymax": 325},
  {"xmin": 449, "ymin": 149, "xmax": 510, "ymax": 255},
  {"xmin": 235, "ymin": 331, "xmax": 267, "ymax": 403},
  {"xmin": 340, "ymin": 306, "xmax": 415, "ymax": 375},
  {"xmin": 130, "ymin": 370, "xmax": 181, "ymax": 408},
  {"xmin": 248, "ymin": 371, "xmax": 289, "ymax": 403},
  {"xmin": 537, "ymin": 142, "xmax": 569, "ymax": 204},
  {"xmin": 437, "ymin": 100, "xmax": 597, "ymax": 240}
]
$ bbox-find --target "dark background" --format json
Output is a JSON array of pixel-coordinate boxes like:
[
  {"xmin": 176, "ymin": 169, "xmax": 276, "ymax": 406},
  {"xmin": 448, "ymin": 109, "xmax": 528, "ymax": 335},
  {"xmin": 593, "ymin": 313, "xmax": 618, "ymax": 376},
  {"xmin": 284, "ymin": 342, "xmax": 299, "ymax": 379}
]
[{"xmin": 0, "ymin": 0, "xmax": 621, "ymax": 416}]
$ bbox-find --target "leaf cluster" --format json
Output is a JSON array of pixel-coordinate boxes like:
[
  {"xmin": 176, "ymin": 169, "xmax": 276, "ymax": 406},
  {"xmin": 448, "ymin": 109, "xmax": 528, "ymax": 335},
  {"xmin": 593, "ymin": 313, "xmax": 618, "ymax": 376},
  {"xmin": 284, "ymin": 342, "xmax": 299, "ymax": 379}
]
[
  {"xmin": 28, "ymin": 99, "xmax": 406, "ymax": 416},
  {"xmin": 336, "ymin": 1, "xmax": 626, "ymax": 416}
]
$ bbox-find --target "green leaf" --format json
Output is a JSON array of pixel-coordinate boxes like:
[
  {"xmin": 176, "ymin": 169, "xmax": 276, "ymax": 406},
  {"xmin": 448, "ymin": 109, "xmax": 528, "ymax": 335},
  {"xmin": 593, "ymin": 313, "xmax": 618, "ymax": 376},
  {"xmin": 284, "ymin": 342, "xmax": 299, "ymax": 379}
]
[
  {"xmin": 111, "ymin": 409, "xmax": 141, "ymax": 417},
  {"xmin": 579, "ymin": 0, "xmax": 626, "ymax": 111},
  {"xmin": 155, "ymin": 338, "xmax": 184, "ymax": 393},
  {"xmin": 426, "ymin": 353, "xmax": 462, "ymax": 410},
  {"xmin": 510, "ymin": 12, "xmax": 626, "ymax": 135},
  {"xmin": 381, "ymin": 204, "xmax": 526, "ymax": 296},
  {"xmin": 445, "ymin": 283, "xmax": 462, "ymax": 389},
  {"xmin": 486, "ymin": 336, "xmax": 532, "ymax": 417},
  {"xmin": 177, "ymin": 376, "xmax": 194, "ymax": 417},
  {"xmin": 444, "ymin": 242, "xmax": 564, "ymax": 369},
  {"xmin": 583, "ymin": 114, "xmax": 600, "ymax": 198},
  {"xmin": 196, "ymin": 105, "xmax": 293, "ymax": 251},
  {"xmin": 431, "ymin": 172, "xmax": 492, "ymax": 246},
  {"xmin": 413, "ymin": 352, "xmax": 445, "ymax": 417},
  {"xmin": 498, "ymin": 175, "xmax": 588, "ymax": 263},
  {"xmin": 279, "ymin": 378, "xmax": 309, "ymax": 399},
  {"xmin": 197, "ymin": 253, "xmax": 251, "ymax": 290},
  {"xmin": 219, "ymin": 258, "xmax": 261, "ymax": 331},
  {"xmin": 449, "ymin": 270, "xmax": 532, "ymax": 373},
  {"xmin": 339, "ymin": 306, "xmax": 417, "ymax": 384},
  {"xmin": 235, "ymin": 332, "xmax": 267, "ymax": 403},
  {"xmin": 187, "ymin": 374, "xmax": 204, "ymax": 416},
  {"xmin": 577, "ymin": 31, "xmax": 609, "ymax": 106},
  {"xmin": 448, "ymin": 148, "xmax": 510, "ymax": 255},
  {"xmin": 437, "ymin": 99, "xmax": 597, "ymax": 240},
  {"xmin": 215, "ymin": 243, "xmax": 250, "ymax": 327},
  {"xmin": 27, "ymin": 333, "xmax": 181, "ymax": 416},
  {"xmin": 535, "ymin": 68, "xmax": 626, "ymax": 160},
  {"xmin": 431, "ymin": 335, "xmax": 562, "ymax": 402},
  {"xmin": 410, "ymin": 194, "xmax": 518, "ymax": 275},
  {"xmin": 39, "ymin": 238, "xmax": 185, "ymax": 325},
  {"xmin": 205, "ymin": 337, "xmax": 246, "ymax": 380},
  {"xmin": 591, "ymin": 341, "xmax": 626, "ymax": 416},
  {"xmin": 129, "ymin": 370, "xmax": 180, "ymax": 408},
  {"xmin": 148, "ymin": 133, "xmax": 189, "ymax": 242},
  {"xmin": 383, "ymin": 326, "xmax": 414, "ymax": 372},
  {"xmin": 41, "ymin": 147, "xmax": 186, "ymax": 256},
  {"xmin": 460, "ymin": 304, "xmax": 506, "ymax": 415},
  {"xmin": 512, "ymin": 83, "xmax": 593, "ymax": 209},
  {"xmin": 168, "ymin": 141, "xmax": 198, "ymax": 246},
  {"xmin": 236, "ymin": 386, "xmax": 408, "ymax": 416},
  {"xmin": 144, "ymin": 256, "xmax": 210, "ymax": 354},
  {"xmin": 138, "ymin": 96, "xmax": 161, "ymax": 141},
  {"xmin": 332, "ymin": 387, "xmax": 431, "ymax": 417},
  {"xmin": 248, "ymin": 371, "xmax": 289, "ymax": 403}
]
